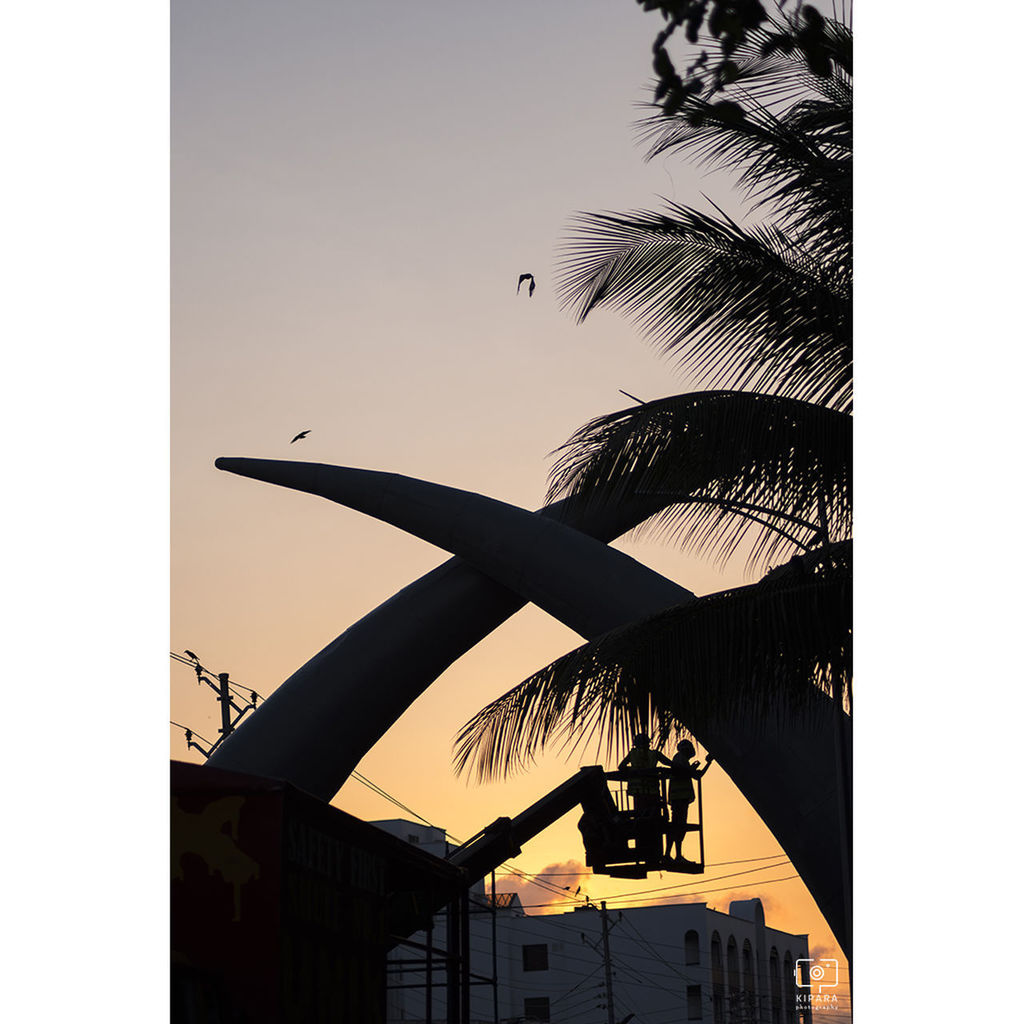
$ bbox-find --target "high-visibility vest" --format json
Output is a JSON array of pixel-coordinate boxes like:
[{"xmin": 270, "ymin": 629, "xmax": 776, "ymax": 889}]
[{"xmin": 623, "ymin": 749, "xmax": 662, "ymax": 797}]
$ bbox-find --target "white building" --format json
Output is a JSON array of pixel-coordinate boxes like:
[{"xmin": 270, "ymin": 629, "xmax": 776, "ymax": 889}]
[{"xmin": 376, "ymin": 819, "xmax": 812, "ymax": 1024}]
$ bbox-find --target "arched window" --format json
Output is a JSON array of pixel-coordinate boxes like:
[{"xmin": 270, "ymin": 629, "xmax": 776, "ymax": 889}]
[
  {"xmin": 742, "ymin": 940, "xmax": 756, "ymax": 1023},
  {"xmin": 769, "ymin": 947, "xmax": 782, "ymax": 1024},
  {"xmin": 783, "ymin": 952, "xmax": 797, "ymax": 1024},
  {"xmin": 711, "ymin": 932, "xmax": 724, "ymax": 1024},
  {"xmin": 726, "ymin": 937, "xmax": 741, "ymax": 1023},
  {"xmin": 685, "ymin": 929, "xmax": 701, "ymax": 966}
]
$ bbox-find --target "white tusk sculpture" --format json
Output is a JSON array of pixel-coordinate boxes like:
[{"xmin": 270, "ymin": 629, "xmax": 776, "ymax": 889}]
[
  {"xmin": 208, "ymin": 468, "xmax": 672, "ymax": 793},
  {"xmin": 211, "ymin": 457, "xmax": 850, "ymax": 956}
]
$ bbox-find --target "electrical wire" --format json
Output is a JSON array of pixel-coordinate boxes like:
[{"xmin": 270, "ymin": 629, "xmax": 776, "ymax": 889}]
[
  {"xmin": 171, "ymin": 691, "xmax": 833, "ymax": 980},
  {"xmin": 399, "ymin": 892, "xmax": 841, "ymax": 1017},
  {"xmin": 515, "ymin": 873, "xmax": 802, "ymax": 911},
  {"xmin": 494, "ymin": 850, "xmax": 794, "ymax": 910},
  {"xmin": 172, "ymin": 654, "xmax": 811, "ymax": 930},
  {"xmin": 342, "ymin": 769, "xmax": 590, "ymax": 909},
  {"xmin": 497, "ymin": 853, "xmax": 791, "ymax": 875},
  {"xmin": 513, "ymin": 862, "xmax": 800, "ymax": 910},
  {"xmin": 171, "ymin": 669, "xmax": 844, "ymax": 1016},
  {"xmin": 463, "ymin": 940, "xmax": 605, "ymax": 974},
  {"xmin": 170, "ymin": 651, "xmax": 261, "ymax": 703},
  {"xmin": 549, "ymin": 963, "xmax": 605, "ymax": 1006},
  {"xmin": 467, "ymin": 908, "xmax": 839, "ymax": 1007},
  {"xmin": 169, "ymin": 720, "xmax": 213, "ymax": 748},
  {"xmin": 583, "ymin": 923, "xmax": 850, "ymax": 980},
  {"xmin": 350, "ymin": 772, "xmax": 439, "ymax": 831},
  {"xmin": 597, "ymin": 859, "xmax": 792, "ymax": 904}
]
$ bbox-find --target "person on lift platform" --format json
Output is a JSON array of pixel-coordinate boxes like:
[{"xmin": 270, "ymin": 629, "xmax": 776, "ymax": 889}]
[
  {"xmin": 618, "ymin": 732, "xmax": 672, "ymax": 861},
  {"xmin": 666, "ymin": 740, "xmax": 714, "ymax": 862},
  {"xmin": 617, "ymin": 731, "xmax": 672, "ymax": 816}
]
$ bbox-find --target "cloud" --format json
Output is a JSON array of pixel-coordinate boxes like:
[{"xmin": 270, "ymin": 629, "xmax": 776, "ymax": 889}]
[
  {"xmin": 499, "ymin": 859, "xmax": 591, "ymax": 913},
  {"xmin": 712, "ymin": 889, "xmax": 779, "ymax": 916}
]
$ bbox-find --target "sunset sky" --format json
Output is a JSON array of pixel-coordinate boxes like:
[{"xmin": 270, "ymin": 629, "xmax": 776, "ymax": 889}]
[
  {"xmin": 171, "ymin": 0, "xmax": 854, "ymax": 1011},
  {"xmin": 7, "ymin": 2, "xmax": 1018, "ymax": 1022}
]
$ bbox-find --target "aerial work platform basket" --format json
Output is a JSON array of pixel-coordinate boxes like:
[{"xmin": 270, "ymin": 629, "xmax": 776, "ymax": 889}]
[
  {"xmin": 448, "ymin": 764, "xmax": 707, "ymax": 895},
  {"xmin": 579, "ymin": 768, "xmax": 705, "ymax": 879}
]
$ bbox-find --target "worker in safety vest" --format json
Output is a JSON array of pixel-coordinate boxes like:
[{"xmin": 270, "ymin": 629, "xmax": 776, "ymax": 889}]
[
  {"xmin": 666, "ymin": 740, "xmax": 714, "ymax": 859},
  {"xmin": 618, "ymin": 732, "xmax": 672, "ymax": 816}
]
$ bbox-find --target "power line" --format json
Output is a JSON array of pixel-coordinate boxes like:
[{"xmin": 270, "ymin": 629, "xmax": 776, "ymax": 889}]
[
  {"xmin": 464, "ymin": 941, "xmax": 604, "ymax": 975},
  {"xmin": 170, "ymin": 651, "xmax": 261, "ymax": 757},
  {"xmin": 170, "ymin": 720, "xmax": 213, "ymax": 748},
  {"xmin": 500, "ymin": 854, "xmax": 790, "ymax": 875},
  {"xmin": 285, "ymin": 735, "xmax": 804, "ymax": 923},
  {"xmin": 350, "ymin": 772, "xmax": 439, "ymax": 831},
  {"xmin": 170, "ymin": 651, "xmax": 262, "ymax": 704},
  {"xmin": 493, "ymin": 864, "xmax": 591, "ymax": 905},
  {"xmin": 171, "ymin": 664, "xmax": 838, "ymax": 1012},
  {"xmin": 601, "ymin": 951, "xmax": 852, "ymax": 1004},
  {"xmin": 549, "ymin": 964, "xmax": 605, "ymax": 1007},
  {"xmin": 593, "ymin": 923, "xmax": 851, "ymax": 976},
  {"xmin": 466, "ymin": 919, "xmax": 852, "ymax": 1015},
  {"xmin": 477, "ymin": 902, "xmax": 846, "ymax": 1014},
  {"xmin": 619, "ymin": 914, "xmax": 699, "ymax": 986},
  {"xmin": 510, "ymin": 859, "xmax": 794, "ymax": 910},
  {"xmin": 514, "ymin": 874, "xmax": 803, "ymax": 911},
  {"xmin": 255, "ymin": 746, "xmax": 812, "ymax": 936},
  {"xmin": 344, "ymin": 769, "xmax": 589, "ymax": 907},
  {"xmin": 599, "ymin": 859, "xmax": 791, "ymax": 903}
]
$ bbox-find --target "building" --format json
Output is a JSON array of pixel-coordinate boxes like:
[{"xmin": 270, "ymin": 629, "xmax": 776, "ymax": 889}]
[
  {"xmin": 171, "ymin": 764, "xmax": 467, "ymax": 1024},
  {"xmin": 377, "ymin": 819, "xmax": 812, "ymax": 1024}
]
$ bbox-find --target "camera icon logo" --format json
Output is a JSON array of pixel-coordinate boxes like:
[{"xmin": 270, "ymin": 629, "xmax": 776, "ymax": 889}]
[{"xmin": 795, "ymin": 958, "xmax": 839, "ymax": 992}]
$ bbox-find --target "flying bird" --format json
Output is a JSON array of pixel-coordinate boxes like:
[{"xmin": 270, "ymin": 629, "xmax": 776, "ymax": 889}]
[
  {"xmin": 517, "ymin": 273, "xmax": 536, "ymax": 297},
  {"xmin": 290, "ymin": 430, "xmax": 311, "ymax": 444},
  {"xmin": 184, "ymin": 650, "xmax": 199, "ymax": 662}
]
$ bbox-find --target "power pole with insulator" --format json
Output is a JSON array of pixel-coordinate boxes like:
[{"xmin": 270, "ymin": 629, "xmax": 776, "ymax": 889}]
[
  {"xmin": 218, "ymin": 672, "xmax": 233, "ymax": 739},
  {"xmin": 173, "ymin": 652, "xmax": 260, "ymax": 759},
  {"xmin": 600, "ymin": 901, "xmax": 616, "ymax": 1024}
]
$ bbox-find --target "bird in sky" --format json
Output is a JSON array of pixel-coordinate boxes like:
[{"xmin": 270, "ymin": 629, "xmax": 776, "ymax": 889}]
[
  {"xmin": 184, "ymin": 650, "xmax": 199, "ymax": 662},
  {"xmin": 290, "ymin": 430, "xmax": 311, "ymax": 443},
  {"xmin": 517, "ymin": 272, "xmax": 536, "ymax": 297}
]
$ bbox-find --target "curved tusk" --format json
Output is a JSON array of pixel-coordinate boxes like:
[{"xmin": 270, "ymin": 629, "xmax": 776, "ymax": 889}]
[{"xmin": 211, "ymin": 457, "xmax": 850, "ymax": 955}]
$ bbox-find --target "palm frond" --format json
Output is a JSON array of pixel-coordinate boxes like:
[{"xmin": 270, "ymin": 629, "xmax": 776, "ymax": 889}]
[
  {"xmin": 636, "ymin": 11, "xmax": 851, "ymax": 284},
  {"xmin": 713, "ymin": 15, "xmax": 851, "ymax": 107},
  {"xmin": 637, "ymin": 90, "xmax": 851, "ymax": 267},
  {"xmin": 453, "ymin": 541, "xmax": 851, "ymax": 782},
  {"xmin": 546, "ymin": 391, "xmax": 851, "ymax": 575},
  {"xmin": 557, "ymin": 205, "xmax": 851, "ymax": 411}
]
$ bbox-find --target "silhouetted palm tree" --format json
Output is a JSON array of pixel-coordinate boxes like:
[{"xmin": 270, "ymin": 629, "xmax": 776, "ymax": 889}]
[{"xmin": 456, "ymin": 4, "xmax": 852, "ymax": 780}]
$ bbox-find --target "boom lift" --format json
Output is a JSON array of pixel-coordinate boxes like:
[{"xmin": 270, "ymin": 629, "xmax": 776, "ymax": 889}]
[
  {"xmin": 448, "ymin": 764, "xmax": 704, "ymax": 884},
  {"xmin": 397, "ymin": 766, "xmax": 705, "ymax": 1022}
]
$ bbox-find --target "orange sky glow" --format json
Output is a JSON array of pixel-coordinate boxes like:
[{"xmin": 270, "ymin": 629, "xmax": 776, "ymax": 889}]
[
  {"xmin": 9, "ymin": 4, "xmax": 1021, "ymax": 1024},
  {"xmin": 170, "ymin": 1, "xmax": 854, "ymax": 1014}
]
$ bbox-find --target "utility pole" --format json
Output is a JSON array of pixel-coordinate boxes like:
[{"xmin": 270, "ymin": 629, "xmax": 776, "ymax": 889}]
[
  {"xmin": 600, "ymin": 901, "xmax": 616, "ymax": 1024},
  {"xmin": 490, "ymin": 870, "xmax": 498, "ymax": 1024},
  {"xmin": 218, "ymin": 673, "xmax": 233, "ymax": 739},
  {"xmin": 173, "ymin": 653, "xmax": 260, "ymax": 759}
]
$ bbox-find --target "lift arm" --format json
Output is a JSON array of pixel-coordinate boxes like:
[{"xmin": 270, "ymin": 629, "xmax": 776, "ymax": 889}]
[{"xmin": 447, "ymin": 766, "xmax": 611, "ymax": 884}]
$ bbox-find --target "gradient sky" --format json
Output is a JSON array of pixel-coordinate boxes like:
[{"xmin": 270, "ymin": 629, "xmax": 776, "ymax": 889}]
[
  {"xmin": 171, "ymin": 0, "xmax": 855, "ymax": 1009},
  {"xmin": 5, "ymin": 3, "xmax": 1017, "ymax": 1022}
]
